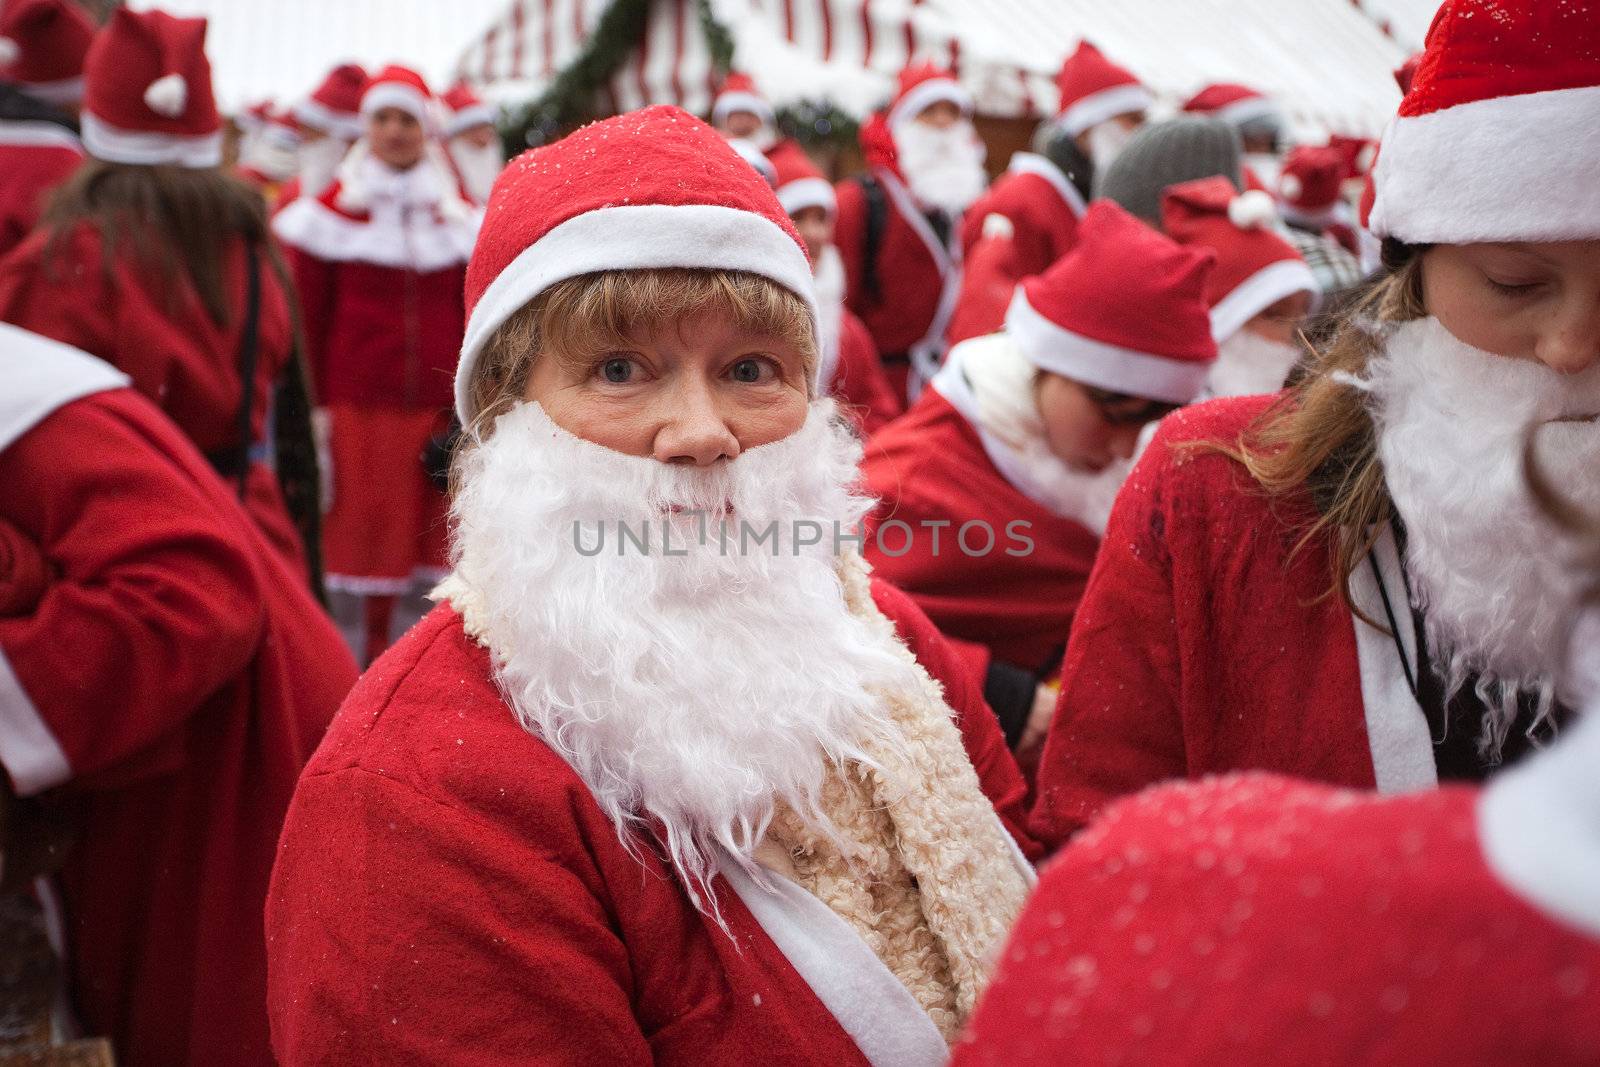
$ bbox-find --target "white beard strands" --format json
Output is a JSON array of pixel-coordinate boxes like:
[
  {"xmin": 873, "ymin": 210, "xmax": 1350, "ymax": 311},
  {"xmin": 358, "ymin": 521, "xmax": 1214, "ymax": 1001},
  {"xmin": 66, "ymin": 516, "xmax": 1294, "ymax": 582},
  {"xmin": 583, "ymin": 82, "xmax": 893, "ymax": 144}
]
[
  {"xmin": 895, "ymin": 119, "xmax": 989, "ymax": 218},
  {"xmin": 448, "ymin": 400, "xmax": 924, "ymax": 909},
  {"xmin": 811, "ymin": 245, "xmax": 848, "ymax": 386},
  {"xmin": 1366, "ymin": 316, "xmax": 1600, "ymax": 759},
  {"xmin": 1208, "ymin": 330, "xmax": 1302, "ymax": 399}
]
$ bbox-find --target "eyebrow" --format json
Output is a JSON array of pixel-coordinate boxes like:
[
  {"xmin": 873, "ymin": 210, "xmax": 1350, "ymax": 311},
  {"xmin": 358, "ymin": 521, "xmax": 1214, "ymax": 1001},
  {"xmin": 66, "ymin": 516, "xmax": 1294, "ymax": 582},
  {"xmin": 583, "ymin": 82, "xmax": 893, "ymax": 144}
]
[{"xmin": 1489, "ymin": 243, "xmax": 1558, "ymax": 266}]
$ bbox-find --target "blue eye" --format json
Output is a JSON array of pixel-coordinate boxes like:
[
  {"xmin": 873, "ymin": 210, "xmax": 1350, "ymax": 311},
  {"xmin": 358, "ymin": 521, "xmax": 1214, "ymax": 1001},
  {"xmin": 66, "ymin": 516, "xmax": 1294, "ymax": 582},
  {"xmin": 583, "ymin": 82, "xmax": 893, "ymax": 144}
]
[
  {"xmin": 600, "ymin": 357, "xmax": 634, "ymax": 383},
  {"xmin": 731, "ymin": 358, "xmax": 770, "ymax": 383}
]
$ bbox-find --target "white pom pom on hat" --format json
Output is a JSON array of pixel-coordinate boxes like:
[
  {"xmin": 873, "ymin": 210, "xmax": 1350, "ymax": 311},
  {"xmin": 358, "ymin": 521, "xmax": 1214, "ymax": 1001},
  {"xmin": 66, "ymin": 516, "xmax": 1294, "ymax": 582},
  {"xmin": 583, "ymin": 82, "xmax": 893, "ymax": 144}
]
[
  {"xmin": 1226, "ymin": 189, "xmax": 1278, "ymax": 230},
  {"xmin": 0, "ymin": 36, "xmax": 19, "ymax": 68},
  {"xmin": 143, "ymin": 72, "xmax": 187, "ymax": 117}
]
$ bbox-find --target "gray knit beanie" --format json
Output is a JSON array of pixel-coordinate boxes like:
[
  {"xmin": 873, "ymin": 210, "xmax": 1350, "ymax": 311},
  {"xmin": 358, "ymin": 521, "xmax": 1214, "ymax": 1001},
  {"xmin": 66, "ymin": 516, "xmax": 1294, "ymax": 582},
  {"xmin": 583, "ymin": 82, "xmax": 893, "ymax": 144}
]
[{"xmin": 1093, "ymin": 117, "xmax": 1244, "ymax": 228}]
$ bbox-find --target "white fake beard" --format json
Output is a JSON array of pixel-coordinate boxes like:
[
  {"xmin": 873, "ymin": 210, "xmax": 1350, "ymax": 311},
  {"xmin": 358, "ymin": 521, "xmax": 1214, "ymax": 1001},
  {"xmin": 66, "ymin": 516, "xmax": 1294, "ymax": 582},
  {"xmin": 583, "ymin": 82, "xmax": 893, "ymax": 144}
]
[
  {"xmin": 296, "ymin": 137, "xmax": 348, "ymax": 198},
  {"xmin": 448, "ymin": 137, "xmax": 505, "ymax": 205},
  {"xmin": 448, "ymin": 400, "xmax": 922, "ymax": 903},
  {"xmin": 1084, "ymin": 119, "xmax": 1134, "ymax": 170},
  {"xmin": 1367, "ymin": 316, "xmax": 1600, "ymax": 755},
  {"xmin": 895, "ymin": 119, "xmax": 988, "ymax": 217},
  {"xmin": 812, "ymin": 244, "xmax": 847, "ymax": 386},
  {"xmin": 1244, "ymin": 151, "xmax": 1282, "ymax": 189},
  {"xmin": 1207, "ymin": 330, "xmax": 1300, "ymax": 398}
]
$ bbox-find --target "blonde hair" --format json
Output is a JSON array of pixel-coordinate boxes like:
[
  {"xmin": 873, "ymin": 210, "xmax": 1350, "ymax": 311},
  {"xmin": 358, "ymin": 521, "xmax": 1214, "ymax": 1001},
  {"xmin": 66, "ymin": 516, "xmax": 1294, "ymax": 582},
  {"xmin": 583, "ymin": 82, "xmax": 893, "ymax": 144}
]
[
  {"xmin": 467, "ymin": 268, "xmax": 817, "ymax": 440},
  {"xmin": 1211, "ymin": 255, "xmax": 1427, "ymax": 609}
]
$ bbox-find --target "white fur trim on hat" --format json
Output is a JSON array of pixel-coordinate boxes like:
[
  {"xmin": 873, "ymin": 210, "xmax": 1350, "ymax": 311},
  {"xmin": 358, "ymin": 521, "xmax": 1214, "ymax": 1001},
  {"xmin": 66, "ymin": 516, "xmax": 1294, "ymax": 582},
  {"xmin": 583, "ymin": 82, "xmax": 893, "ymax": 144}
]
[
  {"xmin": 712, "ymin": 90, "xmax": 774, "ymax": 127},
  {"xmin": 80, "ymin": 110, "xmax": 222, "ymax": 168},
  {"xmin": 361, "ymin": 81, "xmax": 430, "ymax": 124},
  {"xmin": 889, "ymin": 77, "xmax": 972, "ymax": 132},
  {"xmin": 143, "ymin": 73, "xmax": 187, "ymax": 118},
  {"xmin": 1005, "ymin": 288, "xmax": 1209, "ymax": 405},
  {"xmin": 1209, "ymin": 258, "xmax": 1317, "ymax": 343},
  {"xmin": 1367, "ymin": 84, "xmax": 1600, "ymax": 243},
  {"xmin": 0, "ymin": 120, "xmax": 81, "ymax": 153},
  {"xmin": 777, "ymin": 176, "xmax": 836, "ymax": 217},
  {"xmin": 0, "ymin": 36, "xmax": 17, "ymax": 66},
  {"xmin": 294, "ymin": 96, "xmax": 363, "ymax": 140},
  {"xmin": 445, "ymin": 102, "xmax": 496, "ymax": 138},
  {"xmin": 456, "ymin": 203, "xmax": 820, "ymax": 422},
  {"xmin": 1213, "ymin": 95, "xmax": 1280, "ymax": 127},
  {"xmin": 1056, "ymin": 82, "xmax": 1153, "ymax": 139},
  {"xmin": 19, "ymin": 73, "xmax": 85, "ymax": 106}
]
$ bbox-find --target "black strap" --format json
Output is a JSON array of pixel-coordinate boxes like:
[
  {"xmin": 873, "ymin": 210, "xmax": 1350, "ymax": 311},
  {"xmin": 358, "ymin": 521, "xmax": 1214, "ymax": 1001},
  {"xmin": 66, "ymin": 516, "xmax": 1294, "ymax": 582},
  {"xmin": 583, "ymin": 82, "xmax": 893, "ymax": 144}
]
[
  {"xmin": 230, "ymin": 241, "xmax": 262, "ymax": 499},
  {"xmin": 858, "ymin": 174, "xmax": 888, "ymax": 304},
  {"xmin": 1368, "ymin": 542, "xmax": 1420, "ymax": 706}
]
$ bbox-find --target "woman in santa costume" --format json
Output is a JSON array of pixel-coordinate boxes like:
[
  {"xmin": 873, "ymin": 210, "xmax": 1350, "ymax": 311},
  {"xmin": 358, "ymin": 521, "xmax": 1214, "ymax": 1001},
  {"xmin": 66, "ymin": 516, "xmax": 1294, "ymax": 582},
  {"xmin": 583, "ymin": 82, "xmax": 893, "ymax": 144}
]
[
  {"xmin": 439, "ymin": 80, "xmax": 503, "ymax": 208},
  {"xmin": 0, "ymin": 0, "xmax": 91, "ymax": 259},
  {"xmin": 273, "ymin": 64, "xmax": 479, "ymax": 663},
  {"xmin": 1031, "ymin": 0, "xmax": 1600, "ymax": 849},
  {"xmin": 0, "ymin": 322, "xmax": 357, "ymax": 1066},
  {"xmin": 0, "ymin": 7, "xmax": 323, "ymax": 585},
  {"xmin": 276, "ymin": 61, "xmax": 367, "ymax": 210},
  {"xmin": 267, "ymin": 107, "xmax": 1037, "ymax": 1066},
  {"xmin": 836, "ymin": 63, "xmax": 984, "ymax": 406},
  {"xmin": 861, "ymin": 202, "xmax": 1216, "ymax": 756}
]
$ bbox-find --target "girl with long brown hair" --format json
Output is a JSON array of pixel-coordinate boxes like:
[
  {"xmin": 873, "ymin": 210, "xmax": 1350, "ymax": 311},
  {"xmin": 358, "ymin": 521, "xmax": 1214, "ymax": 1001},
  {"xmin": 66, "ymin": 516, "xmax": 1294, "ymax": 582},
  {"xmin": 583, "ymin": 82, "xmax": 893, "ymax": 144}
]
[{"xmin": 1030, "ymin": 0, "xmax": 1600, "ymax": 850}]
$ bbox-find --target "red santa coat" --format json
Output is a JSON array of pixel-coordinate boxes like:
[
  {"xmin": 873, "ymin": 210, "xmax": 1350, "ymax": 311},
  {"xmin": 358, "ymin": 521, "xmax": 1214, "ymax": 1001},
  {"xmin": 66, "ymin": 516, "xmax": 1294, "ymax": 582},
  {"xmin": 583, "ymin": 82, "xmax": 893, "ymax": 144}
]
[
  {"xmin": 0, "ymin": 325, "xmax": 358, "ymax": 1067},
  {"xmin": 0, "ymin": 120, "xmax": 83, "ymax": 258},
  {"xmin": 266, "ymin": 583, "xmax": 1038, "ymax": 1066},
  {"xmin": 957, "ymin": 743, "xmax": 1600, "ymax": 1066},
  {"xmin": 828, "ymin": 307, "xmax": 903, "ymax": 437},
  {"xmin": 1030, "ymin": 395, "xmax": 1440, "ymax": 850},
  {"xmin": 0, "ymin": 220, "xmax": 308, "ymax": 574}
]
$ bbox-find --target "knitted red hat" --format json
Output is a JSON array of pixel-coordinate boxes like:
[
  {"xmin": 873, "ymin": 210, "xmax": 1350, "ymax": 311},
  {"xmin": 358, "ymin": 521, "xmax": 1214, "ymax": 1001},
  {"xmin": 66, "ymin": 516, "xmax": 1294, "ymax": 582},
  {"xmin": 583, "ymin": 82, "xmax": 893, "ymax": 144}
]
[
  {"xmin": 1053, "ymin": 41, "xmax": 1152, "ymax": 138},
  {"xmin": 887, "ymin": 61, "xmax": 970, "ymax": 132},
  {"xmin": 1366, "ymin": 0, "xmax": 1600, "ymax": 243},
  {"xmin": 1277, "ymin": 145, "xmax": 1346, "ymax": 215},
  {"xmin": 81, "ymin": 8, "xmax": 220, "ymax": 168},
  {"xmin": 294, "ymin": 63, "xmax": 367, "ymax": 141},
  {"xmin": 1182, "ymin": 82, "xmax": 1280, "ymax": 128},
  {"xmin": 769, "ymin": 140, "xmax": 835, "ymax": 217},
  {"xmin": 1162, "ymin": 177, "xmax": 1315, "ymax": 344},
  {"xmin": 1005, "ymin": 200, "xmax": 1216, "ymax": 404},
  {"xmin": 442, "ymin": 80, "xmax": 495, "ymax": 138},
  {"xmin": 0, "ymin": 0, "xmax": 94, "ymax": 105},
  {"xmin": 710, "ymin": 71, "xmax": 773, "ymax": 128},
  {"xmin": 455, "ymin": 106, "xmax": 818, "ymax": 422},
  {"xmin": 360, "ymin": 64, "xmax": 433, "ymax": 127}
]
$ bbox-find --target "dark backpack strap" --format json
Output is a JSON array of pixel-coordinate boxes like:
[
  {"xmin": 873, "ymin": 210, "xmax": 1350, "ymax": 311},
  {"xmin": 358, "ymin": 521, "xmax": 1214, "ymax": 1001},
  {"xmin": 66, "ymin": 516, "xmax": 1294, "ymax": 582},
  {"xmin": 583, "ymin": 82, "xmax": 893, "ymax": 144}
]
[
  {"xmin": 230, "ymin": 241, "xmax": 263, "ymax": 499},
  {"xmin": 857, "ymin": 173, "xmax": 888, "ymax": 304}
]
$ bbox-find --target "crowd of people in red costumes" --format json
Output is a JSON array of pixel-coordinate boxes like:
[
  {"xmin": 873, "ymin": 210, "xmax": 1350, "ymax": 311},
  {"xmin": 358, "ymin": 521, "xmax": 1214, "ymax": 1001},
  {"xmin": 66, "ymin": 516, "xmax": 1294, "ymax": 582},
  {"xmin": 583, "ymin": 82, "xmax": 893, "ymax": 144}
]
[{"xmin": 1, "ymin": 0, "xmax": 1597, "ymax": 1063}]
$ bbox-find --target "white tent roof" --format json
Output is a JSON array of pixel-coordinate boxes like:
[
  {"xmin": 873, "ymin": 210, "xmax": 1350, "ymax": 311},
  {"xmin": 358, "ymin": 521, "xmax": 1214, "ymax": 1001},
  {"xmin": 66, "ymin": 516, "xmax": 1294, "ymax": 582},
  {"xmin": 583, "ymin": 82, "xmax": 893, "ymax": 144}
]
[
  {"xmin": 458, "ymin": 0, "xmax": 1413, "ymax": 137},
  {"xmin": 127, "ymin": 0, "xmax": 508, "ymax": 112}
]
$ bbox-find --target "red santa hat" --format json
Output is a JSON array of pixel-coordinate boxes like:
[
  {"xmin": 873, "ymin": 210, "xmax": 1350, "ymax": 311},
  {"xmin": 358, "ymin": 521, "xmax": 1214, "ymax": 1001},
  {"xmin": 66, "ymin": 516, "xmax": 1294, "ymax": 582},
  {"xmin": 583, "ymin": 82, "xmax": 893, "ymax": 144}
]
[
  {"xmin": 710, "ymin": 71, "xmax": 774, "ymax": 128},
  {"xmin": 1277, "ymin": 144, "xmax": 1346, "ymax": 218},
  {"xmin": 1052, "ymin": 40, "xmax": 1152, "ymax": 139},
  {"xmin": 1182, "ymin": 82, "xmax": 1281, "ymax": 128},
  {"xmin": 1325, "ymin": 133, "xmax": 1378, "ymax": 180},
  {"xmin": 769, "ymin": 140, "xmax": 835, "ymax": 218},
  {"xmin": 294, "ymin": 62, "xmax": 367, "ymax": 141},
  {"xmin": 1365, "ymin": 0, "xmax": 1600, "ymax": 243},
  {"xmin": 1394, "ymin": 53, "xmax": 1422, "ymax": 95},
  {"xmin": 80, "ymin": 8, "xmax": 221, "ymax": 168},
  {"xmin": 442, "ymin": 80, "xmax": 495, "ymax": 138},
  {"xmin": 1161, "ymin": 177, "xmax": 1316, "ymax": 345},
  {"xmin": 455, "ymin": 106, "xmax": 818, "ymax": 423},
  {"xmin": 0, "ymin": 0, "xmax": 94, "ymax": 106},
  {"xmin": 886, "ymin": 61, "xmax": 971, "ymax": 133},
  {"xmin": 360, "ymin": 63, "xmax": 434, "ymax": 128},
  {"xmin": 1005, "ymin": 200, "xmax": 1217, "ymax": 405}
]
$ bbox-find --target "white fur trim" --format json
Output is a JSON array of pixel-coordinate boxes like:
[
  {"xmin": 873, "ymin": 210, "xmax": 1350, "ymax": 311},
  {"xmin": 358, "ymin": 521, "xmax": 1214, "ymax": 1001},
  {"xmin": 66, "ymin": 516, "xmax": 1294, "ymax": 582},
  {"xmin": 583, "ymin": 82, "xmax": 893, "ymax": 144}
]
[
  {"xmin": 1210, "ymin": 258, "xmax": 1317, "ymax": 343},
  {"xmin": 720, "ymin": 855, "xmax": 949, "ymax": 1067},
  {"xmin": 1368, "ymin": 84, "xmax": 1600, "ymax": 243},
  {"xmin": 0, "ymin": 120, "xmax": 82, "ymax": 154},
  {"xmin": 889, "ymin": 78, "xmax": 972, "ymax": 132},
  {"xmin": 1005, "ymin": 151, "xmax": 1087, "ymax": 218},
  {"xmin": 361, "ymin": 82, "xmax": 430, "ymax": 124},
  {"xmin": 712, "ymin": 90, "xmax": 774, "ymax": 127},
  {"xmin": 80, "ymin": 111, "xmax": 222, "ymax": 168},
  {"xmin": 1212, "ymin": 95, "xmax": 1280, "ymax": 127},
  {"xmin": 0, "ymin": 36, "xmax": 16, "ymax": 66},
  {"xmin": 16, "ymin": 74, "xmax": 84, "ymax": 107},
  {"xmin": 778, "ymin": 176, "xmax": 836, "ymax": 217},
  {"xmin": 1004, "ymin": 289, "xmax": 1210, "ymax": 405},
  {"xmin": 271, "ymin": 194, "xmax": 478, "ymax": 272},
  {"xmin": 1347, "ymin": 525, "xmax": 1438, "ymax": 794},
  {"xmin": 1055, "ymin": 83, "xmax": 1152, "ymax": 139},
  {"xmin": 293, "ymin": 97, "xmax": 362, "ymax": 140},
  {"xmin": 0, "ymin": 322, "xmax": 130, "ymax": 453},
  {"xmin": 1478, "ymin": 706, "xmax": 1600, "ymax": 938},
  {"xmin": 143, "ymin": 73, "xmax": 187, "ymax": 118},
  {"xmin": 456, "ymin": 203, "xmax": 819, "ymax": 422},
  {"xmin": 445, "ymin": 103, "xmax": 496, "ymax": 138},
  {"xmin": 0, "ymin": 648, "xmax": 71, "ymax": 797}
]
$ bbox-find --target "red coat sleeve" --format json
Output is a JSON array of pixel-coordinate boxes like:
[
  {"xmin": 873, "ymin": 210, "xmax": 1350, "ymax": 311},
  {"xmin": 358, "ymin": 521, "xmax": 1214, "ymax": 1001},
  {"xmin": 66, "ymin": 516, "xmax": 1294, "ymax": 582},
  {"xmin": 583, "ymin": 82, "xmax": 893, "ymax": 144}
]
[
  {"xmin": 945, "ymin": 233, "xmax": 1024, "ymax": 346},
  {"xmin": 1027, "ymin": 429, "xmax": 1187, "ymax": 853},
  {"xmin": 0, "ymin": 227, "xmax": 119, "ymax": 362},
  {"xmin": 0, "ymin": 391, "xmax": 266, "ymax": 796},
  {"xmin": 869, "ymin": 576, "xmax": 1041, "ymax": 860},
  {"xmin": 829, "ymin": 312, "xmax": 902, "ymax": 436},
  {"xmin": 285, "ymin": 245, "xmax": 338, "ymax": 398},
  {"xmin": 267, "ymin": 767, "xmax": 655, "ymax": 1066}
]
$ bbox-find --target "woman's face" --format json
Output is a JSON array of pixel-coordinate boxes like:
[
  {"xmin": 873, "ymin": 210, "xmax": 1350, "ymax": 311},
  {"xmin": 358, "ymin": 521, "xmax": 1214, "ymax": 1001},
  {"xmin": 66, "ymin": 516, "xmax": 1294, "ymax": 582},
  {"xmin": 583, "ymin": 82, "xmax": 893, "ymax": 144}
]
[
  {"xmin": 523, "ymin": 310, "xmax": 811, "ymax": 464},
  {"xmin": 1034, "ymin": 373, "xmax": 1154, "ymax": 473},
  {"xmin": 367, "ymin": 107, "xmax": 427, "ymax": 170},
  {"xmin": 1422, "ymin": 241, "xmax": 1600, "ymax": 374}
]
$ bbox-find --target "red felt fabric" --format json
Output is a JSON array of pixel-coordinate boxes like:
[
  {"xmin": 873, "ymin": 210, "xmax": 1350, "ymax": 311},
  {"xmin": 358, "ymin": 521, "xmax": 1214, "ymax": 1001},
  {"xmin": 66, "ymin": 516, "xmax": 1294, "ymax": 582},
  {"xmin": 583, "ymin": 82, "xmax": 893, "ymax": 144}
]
[
  {"xmin": 1029, "ymin": 396, "xmax": 1376, "ymax": 852},
  {"xmin": 829, "ymin": 309, "xmax": 903, "ymax": 436},
  {"xmin": 861, "ymin": 389, "xmax": 1099, "ymax": 681},
  {"xmin": 834, "ymin": 173, "xmax": 949, "ymax": 363},
  {"xmin": 0, "ymin": 130, "xmax": 82, "ymax": 258},
  {"xmin": 0, "ymin": 516, "xmax": 49, "ymax": 615},
  {"xmin": 84, "ymin": 9, "xmax": 219, "ymax": 138},
  {"xmin": 0, "ymin": 221, "xmax": 308, "ymax": 574},
  {"xmin": 946, "ymin": 232, "xmax": 1026, "ymax": 347},
  {"xmin": 0, "ymin": 387, "xmax": 356, "ymax": 1066},
  {"xmin": 959, "ymin": 775, "xmax": 1600, "ymax": 1066},
  {"xmin": 267, "ymin": 582, "xmax": 1037, "ymax": 1065}
]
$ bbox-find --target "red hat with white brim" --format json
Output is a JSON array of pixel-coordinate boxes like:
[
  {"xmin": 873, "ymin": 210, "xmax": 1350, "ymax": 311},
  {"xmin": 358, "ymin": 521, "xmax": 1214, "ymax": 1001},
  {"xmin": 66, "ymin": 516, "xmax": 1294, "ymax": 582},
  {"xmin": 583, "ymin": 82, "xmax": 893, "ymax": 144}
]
[
  {"xmin": 442, "ymin": 80, "xmax": 496, "ymax": 138},
  {"xmin": 81, "ymin": 8, "xmax": 222, "ymax": 168},
  {"xmin": 360, "ymin": 64, "xmax": 434, "ymax": 129},
  {"xmin": 887, "ymin": 62, "xmax": 971, "ymax": 133},
  {"xmin": 769, "ymin": 141, "xmax": 835, "ymax": 218},
  {"xmin": 710, "ymin": 72, "xmax": 774, "ymax": 128},
  {"xmin": 1183, "ymin": 83, "xmax": 1281, "ymax": 128},
  {"xmin": 295, "ymin": 63, "xmax": 367, "ymax": 141},
  {"xmin": 0, "ymin": 0, "xmax": 94, "ymax": 106},
  {"xmin": 1053, "ymin": 40, "xmax": 1152, "ymax": 139}
]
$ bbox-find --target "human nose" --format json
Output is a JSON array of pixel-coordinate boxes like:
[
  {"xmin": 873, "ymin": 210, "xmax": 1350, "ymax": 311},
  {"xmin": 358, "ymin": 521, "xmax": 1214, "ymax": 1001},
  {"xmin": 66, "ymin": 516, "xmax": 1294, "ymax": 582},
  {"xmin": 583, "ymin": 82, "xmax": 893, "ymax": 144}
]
[
  {"xmin": 652, "ymin": 377, "xmax": 741, "ymax": 466},
  {"xmin": 1536, "ymin": 293, "xmax": 1600, "ymax": 375}
]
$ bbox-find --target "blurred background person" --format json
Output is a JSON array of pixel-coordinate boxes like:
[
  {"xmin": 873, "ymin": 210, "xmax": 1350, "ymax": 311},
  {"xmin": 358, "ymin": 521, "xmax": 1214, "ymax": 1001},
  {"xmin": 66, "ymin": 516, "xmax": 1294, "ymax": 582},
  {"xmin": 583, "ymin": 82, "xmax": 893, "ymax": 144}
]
[
  {"xmin": 440, "ymin": 79, "xmax": 501, "ymax": 207},
  {"xmin": 0, "ymin": 0, "xmax": 91, "ymax": 258}
]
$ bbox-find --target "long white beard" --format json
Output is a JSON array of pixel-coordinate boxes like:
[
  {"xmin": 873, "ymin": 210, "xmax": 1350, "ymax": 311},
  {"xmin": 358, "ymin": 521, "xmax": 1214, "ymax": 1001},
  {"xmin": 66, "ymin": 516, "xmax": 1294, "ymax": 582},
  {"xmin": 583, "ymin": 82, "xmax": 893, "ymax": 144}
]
[
  {"xmin": 448, "ymin": 138, "xmax": 505, "ymax": 205},
  {"xmin": 1367, "ymin": 316, "xmax": 1600, "ymax": 754},
  {"xmin": 895, "ymin": 119, "xmax": 988, "ymax": 217},
  {"xmin": 1207, "ymin": 330, "xmax": 1300, "ymax": 398},
  {"xmin": 447, "ymin": 400, "xmax": 922, "ymax": 902},
  {"xmin": 296, "ymin": 137, "xmax": 349, "ymax": 199},
  {"xmin": 813, "ymin": 244, "xmax": 847, "ymax": 386},
  {"xmin": 1084, "ymin": 119, "xmax": 1134, "ymax": 170}
]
